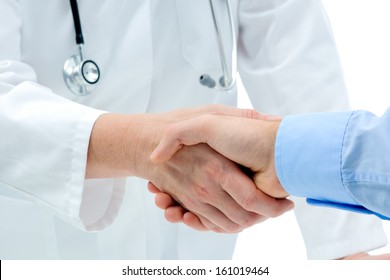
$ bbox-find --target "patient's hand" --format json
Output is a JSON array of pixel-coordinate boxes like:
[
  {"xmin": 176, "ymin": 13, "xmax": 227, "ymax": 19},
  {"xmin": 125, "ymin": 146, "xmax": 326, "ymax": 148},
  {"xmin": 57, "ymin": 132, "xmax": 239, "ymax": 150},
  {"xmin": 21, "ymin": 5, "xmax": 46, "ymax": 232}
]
[
  {"xmin": 150, "ymin": 114, "xmax": 289, "ymax": 198},
  {"xmin": 148, "ymin": 114, "xmax": 294, "ymax": 230}
]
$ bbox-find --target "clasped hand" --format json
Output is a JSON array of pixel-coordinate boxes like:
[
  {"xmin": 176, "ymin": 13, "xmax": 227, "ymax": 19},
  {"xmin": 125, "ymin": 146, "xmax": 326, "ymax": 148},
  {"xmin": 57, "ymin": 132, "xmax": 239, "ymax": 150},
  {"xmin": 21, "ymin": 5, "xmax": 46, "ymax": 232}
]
[{"xmin": 147, "ymin": 105, "xmax": 293, "ymax": 232}]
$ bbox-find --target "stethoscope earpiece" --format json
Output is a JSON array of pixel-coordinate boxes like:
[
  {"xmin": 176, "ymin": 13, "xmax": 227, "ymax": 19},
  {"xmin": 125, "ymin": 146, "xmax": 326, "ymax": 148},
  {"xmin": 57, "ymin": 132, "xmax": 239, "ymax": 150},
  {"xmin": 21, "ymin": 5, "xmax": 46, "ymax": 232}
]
[
  {"xmin": 199, "ymin": 74, "xmax": 216, "ymax": 88},
  {"xmin": 199, "ymin": 0, "xmax": 237, "ymax": 92},
  {"xmin": 64, "ymin": 0, "xmax": 235, "ymax": 95},
  {"xmin": 199, "ymin": 74, "xmax": 235, "ymax": 91}
]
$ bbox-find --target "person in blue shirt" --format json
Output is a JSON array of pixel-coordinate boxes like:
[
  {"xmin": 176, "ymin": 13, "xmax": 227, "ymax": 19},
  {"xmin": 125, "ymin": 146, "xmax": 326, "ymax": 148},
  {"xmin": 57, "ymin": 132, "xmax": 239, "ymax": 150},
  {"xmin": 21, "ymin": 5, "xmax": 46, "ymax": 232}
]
[{"xmin": 148, "ymin": 106, "xmax": 390, "ymax": 228}]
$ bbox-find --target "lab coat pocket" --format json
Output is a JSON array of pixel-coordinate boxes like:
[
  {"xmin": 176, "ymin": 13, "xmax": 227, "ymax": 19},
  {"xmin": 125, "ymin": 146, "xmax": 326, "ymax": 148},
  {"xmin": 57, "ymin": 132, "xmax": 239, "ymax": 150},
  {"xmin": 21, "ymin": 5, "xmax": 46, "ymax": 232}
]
[{"xmin": 0, "ymin": 192, "xmax": 58, "ymax": 259}]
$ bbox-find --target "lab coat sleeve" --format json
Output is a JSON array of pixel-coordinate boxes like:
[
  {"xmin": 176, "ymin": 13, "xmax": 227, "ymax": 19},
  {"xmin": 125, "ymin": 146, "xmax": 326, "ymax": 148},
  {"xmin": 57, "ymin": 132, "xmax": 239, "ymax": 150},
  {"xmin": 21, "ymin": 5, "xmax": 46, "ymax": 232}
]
[
  {"xmin": 237, "ymin": 0, "xmax": 387, "ymax": 259},
  {"xmin": 0, "ymin": 0, "xmax": 125, "ymax": 231},
  {"xmin": 276, "ymin": 110, "xmax": 390, "ymax": 220}
]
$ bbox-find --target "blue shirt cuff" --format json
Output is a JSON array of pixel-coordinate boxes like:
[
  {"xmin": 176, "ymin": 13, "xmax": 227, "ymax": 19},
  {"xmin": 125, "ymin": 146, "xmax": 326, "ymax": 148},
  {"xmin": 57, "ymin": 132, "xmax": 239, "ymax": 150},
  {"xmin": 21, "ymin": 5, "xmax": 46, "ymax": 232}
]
[
  {"xmin": 307, "ymin": 199, "xmax": 390, "ymax": 220},
  {"xmin": 275, "ymin": 111, "xmax": 358, "ymax": 206}
]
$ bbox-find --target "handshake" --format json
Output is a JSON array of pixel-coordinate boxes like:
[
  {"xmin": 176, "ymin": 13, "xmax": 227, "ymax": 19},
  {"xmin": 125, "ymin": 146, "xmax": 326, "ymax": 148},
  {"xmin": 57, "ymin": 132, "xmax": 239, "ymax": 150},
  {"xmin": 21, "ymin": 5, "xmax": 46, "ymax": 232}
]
[{"xmin": 147, "ymin": 105, "xmax": 294, "ymax": 232}]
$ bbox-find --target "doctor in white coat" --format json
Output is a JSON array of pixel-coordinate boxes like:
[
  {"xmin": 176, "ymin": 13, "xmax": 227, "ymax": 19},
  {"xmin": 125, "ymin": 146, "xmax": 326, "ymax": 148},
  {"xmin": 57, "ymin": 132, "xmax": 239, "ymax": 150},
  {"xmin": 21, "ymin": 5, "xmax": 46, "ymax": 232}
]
[{"xmin": 0, "ymin": 0, "xmax": 387, "ymax": 259}]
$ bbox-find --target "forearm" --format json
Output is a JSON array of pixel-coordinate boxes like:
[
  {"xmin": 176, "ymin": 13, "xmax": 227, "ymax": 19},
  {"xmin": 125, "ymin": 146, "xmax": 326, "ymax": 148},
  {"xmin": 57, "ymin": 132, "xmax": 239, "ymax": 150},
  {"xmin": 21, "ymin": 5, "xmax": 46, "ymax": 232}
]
[
  {"xmin": 275, "ymin": 110, "xmax": 390, "ymax": 220},
  {"xmin": 86, "ymin": 113, "xmax": 159, "ymax": 179},
  {"xmin": 85, "ymin": 105, "xmax": 252, "ymax": 180}
]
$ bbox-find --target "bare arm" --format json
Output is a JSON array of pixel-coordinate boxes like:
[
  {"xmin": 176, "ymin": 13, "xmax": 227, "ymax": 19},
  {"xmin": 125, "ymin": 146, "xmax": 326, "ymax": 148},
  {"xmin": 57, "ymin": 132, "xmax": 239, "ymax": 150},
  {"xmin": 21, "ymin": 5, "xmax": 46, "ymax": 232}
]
[
  {"xmin": 86, "ymin": 105, "xmax": 293, "ymax": 233},
  {"xmin": 148, "ymin": 113, "xmax": 390, "ymax": 260}
]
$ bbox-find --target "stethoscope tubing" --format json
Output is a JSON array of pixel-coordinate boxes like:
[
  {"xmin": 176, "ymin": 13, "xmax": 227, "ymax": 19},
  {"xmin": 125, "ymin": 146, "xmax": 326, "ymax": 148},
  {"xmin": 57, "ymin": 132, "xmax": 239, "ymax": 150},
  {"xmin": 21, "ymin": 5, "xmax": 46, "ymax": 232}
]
[
  {"xmin": 208, "ymin": 0, "xmax": 237, "ymax": 89},
  {"xmin": 64, "ymin": 0, "xmax": 237, "ymax": 95},
  {"xmin": 70, "ymin": 0, "xmax": 84, "ymax": 45}
]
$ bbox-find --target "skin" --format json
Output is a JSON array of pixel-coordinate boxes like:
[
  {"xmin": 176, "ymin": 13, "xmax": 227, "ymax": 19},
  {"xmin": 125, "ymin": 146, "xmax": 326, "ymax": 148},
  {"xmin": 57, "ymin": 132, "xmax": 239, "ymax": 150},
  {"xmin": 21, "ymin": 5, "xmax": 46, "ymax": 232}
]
[
  {"xmin": 149, "ymin": 114, "xmax": 287, "ymax": 197},
  {"xmin": 148, "ymin": 111, "xmax": 390, "ymax": 259},
  {"xmin": 86, "ymin": 105, "xmax": 293, "ymax": 233},
  {"xmin": 148, "ymin": 114, "xmax": 287, "ymax": 230}
]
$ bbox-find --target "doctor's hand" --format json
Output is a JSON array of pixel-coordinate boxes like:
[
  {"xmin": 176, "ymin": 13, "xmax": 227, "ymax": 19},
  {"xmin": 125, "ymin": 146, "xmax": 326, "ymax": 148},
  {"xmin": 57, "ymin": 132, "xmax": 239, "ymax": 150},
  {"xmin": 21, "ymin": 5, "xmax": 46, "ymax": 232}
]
[
  {"xmin": 150, "ymin": 114, "xmax": 289, "ymax": 198},
  {"xmin": 144, "ymin": 107, "xmax": 294, "ymax": 233},
  {"xmin": 148, "ymin": 114, "xmax": 294, "ymax": 230},
  {"xmin": 88, "ymin": 105, "xmax": 293, "ymax": 233}
]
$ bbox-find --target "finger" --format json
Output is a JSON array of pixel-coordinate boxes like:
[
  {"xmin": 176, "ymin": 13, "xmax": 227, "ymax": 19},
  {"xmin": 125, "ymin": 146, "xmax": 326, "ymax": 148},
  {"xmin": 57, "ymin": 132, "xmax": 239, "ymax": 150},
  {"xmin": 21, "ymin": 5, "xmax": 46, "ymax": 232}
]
[
  {"xmin": 155, "ymin": 193, "xmax": 177, "ymax": 210},
  {"xmin": 165, "ymin": 205, "xmax": 266, "ymax": 233},
  {"xmin": 151, "ymin": 182, "xmax": 241, "ymax": 232},
  {"xmin": 160, "ymin": 185, "xmax": 246, "ymax": 233},
  {"xmin": 182, "ymin": 104, "xmax": 273, "ymax": 121},
  {"xmin": 190, "ymin": 202, "xmax": 246, "ymax": 233},
  {"xmin": 220, "ymin": 170, "xmax": 294, "ymax": 218},
  {"xmin": 163, "ymin": 205, "xmax": 213, "ymax": 232},
  {"xmin": 164, "ymin": 205, "xmax": 223, "ymax": 232},
  {"xmin": 207, "ymin": 185, "xmax": 265, "ymax": 228},
  {"xmin": 208, "ymin": 105, "xmax": 281, "ymax": 121},
  {"xmin": 147, "ymin": 181, "xmax": 161, "ymax": 194},
  {"xmin": 163, "ymin": 190, "xmax": 260, "ymax": 232},
  {"xmin": 150, "ymin": 116, "xmax": 212, "ymax": 162},
  {"xmin": 185, "ymin": 212, "xmax": 227, "ymax": 233},
  {"xmin": 164, "ymin": 208, "xmax": 210, "ymax": 231},
  {"xmin": 149, "ymin": 169, "xmax": 251, "ymax": 232},
  {"xmin": 244, "ymin": 190, "xmax": 295, "ymax": 218},
  {"xmin": 164, "ymin": 206, "xmax": 187, "ymax": 223},
  {"xmin": 182, "ymin": 212, "xmax": 209, "ymax": 231},
  {"xmin": 264, "ymin": 115, "xmax": 282, "ymax": 121},
  {"xmin": 152, "ymin": 149, "xmax": 287, "ymax": 229}
]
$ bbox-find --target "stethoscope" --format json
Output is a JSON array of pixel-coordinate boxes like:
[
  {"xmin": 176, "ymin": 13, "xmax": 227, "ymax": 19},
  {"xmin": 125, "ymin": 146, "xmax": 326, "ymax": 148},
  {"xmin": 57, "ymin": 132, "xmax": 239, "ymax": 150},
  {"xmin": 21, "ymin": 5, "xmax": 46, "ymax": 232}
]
[{"xmin": 63, "ymin": 0, "xmax": 237, "ymax": 96}]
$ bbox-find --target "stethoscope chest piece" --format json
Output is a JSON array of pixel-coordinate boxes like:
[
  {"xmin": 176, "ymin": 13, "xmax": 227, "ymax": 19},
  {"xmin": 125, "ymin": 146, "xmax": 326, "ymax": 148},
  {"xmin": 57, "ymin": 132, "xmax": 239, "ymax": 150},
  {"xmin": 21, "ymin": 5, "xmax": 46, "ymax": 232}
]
[
  {"xmin": 64, "ymin": 0, "xmax": 100, "ymax": 96},
  {"xmin": 64, "ymin": 0, "xmax": 235, "ymax": 95},
  {"xmin": 63, "ymin": 54, "xmax": 100, "ymax": 96}
]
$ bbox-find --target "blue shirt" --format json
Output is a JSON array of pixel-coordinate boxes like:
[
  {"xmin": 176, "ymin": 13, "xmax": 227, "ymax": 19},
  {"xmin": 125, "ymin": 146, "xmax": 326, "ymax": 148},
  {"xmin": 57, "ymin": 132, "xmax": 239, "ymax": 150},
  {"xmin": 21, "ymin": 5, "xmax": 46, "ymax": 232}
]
[{"xmin": 275, "ymin": 109, "xmax": 390, "ymax": 220}]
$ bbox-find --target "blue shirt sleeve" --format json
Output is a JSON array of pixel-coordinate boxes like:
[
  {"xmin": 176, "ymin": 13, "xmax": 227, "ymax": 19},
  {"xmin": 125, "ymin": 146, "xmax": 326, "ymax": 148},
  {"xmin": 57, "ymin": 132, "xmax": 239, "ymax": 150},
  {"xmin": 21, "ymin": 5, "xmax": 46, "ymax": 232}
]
[{"xmin": 275, "ymin": 109, "xmax": 390, "ymax": 220}]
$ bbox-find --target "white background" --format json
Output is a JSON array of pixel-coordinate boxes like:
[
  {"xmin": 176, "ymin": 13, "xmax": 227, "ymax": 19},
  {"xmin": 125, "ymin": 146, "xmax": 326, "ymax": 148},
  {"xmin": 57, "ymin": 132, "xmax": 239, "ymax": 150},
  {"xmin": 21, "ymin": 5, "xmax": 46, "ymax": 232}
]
[
  {"xmin": 234, "ymin": 0, "xmax": 390, "ymax": 260},
  {"xmin": 3, "ymin": 2, "xmax": 390, "ymax": 280}
]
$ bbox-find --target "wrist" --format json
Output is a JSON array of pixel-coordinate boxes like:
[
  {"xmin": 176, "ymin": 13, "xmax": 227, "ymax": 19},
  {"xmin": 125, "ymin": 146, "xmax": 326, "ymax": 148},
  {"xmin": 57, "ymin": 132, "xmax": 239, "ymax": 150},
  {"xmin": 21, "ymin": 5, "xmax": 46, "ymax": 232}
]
[
  {"xmin": 86, "ymin": 112, "xmax": 165, "ymax": 180},
  {"xmin": 254, "ymin": 120, "xmax": 289, "ymax": 198},
  {"xmin": 122, "ymin": 114, "xmax": 165, "ymax": 179},
  {"xmin": 86, "ymin": 113, "xmax": 143, "ymax": 178},
  {"xmin": 269, "ymin": 121, "xmax": 289, "ymax": 197}
]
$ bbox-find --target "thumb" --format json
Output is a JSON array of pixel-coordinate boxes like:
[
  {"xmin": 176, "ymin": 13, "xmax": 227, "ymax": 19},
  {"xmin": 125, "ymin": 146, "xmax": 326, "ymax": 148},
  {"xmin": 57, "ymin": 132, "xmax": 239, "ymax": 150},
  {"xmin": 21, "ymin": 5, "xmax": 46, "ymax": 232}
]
[
  {"xmin": 150, "ymin": 115, "xmax": 212, "ymax": 162},
  {"xmin": 215, "ymin": 106, "xmax": 281, "ymax": 121},
  {"xmin": 195, "ymin": 104, "xmax": 281, "ymax": 121}
]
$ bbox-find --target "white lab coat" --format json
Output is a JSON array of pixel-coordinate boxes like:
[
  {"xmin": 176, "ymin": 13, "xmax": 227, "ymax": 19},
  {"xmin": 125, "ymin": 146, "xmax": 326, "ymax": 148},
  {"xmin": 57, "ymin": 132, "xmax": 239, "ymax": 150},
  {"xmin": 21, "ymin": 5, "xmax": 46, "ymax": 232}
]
[{"xmin": 0, "ymin": 0, "xmax": 386, "ymax": 259}]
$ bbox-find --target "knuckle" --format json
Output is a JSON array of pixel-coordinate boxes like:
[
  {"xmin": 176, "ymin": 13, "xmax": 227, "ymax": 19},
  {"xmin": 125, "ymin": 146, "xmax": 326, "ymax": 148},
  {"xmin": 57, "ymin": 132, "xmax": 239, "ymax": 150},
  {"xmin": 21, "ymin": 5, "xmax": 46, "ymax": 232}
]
[
  {"xmin": 240, "ymin": 213, "xmax": 259, "ymax": 228},
  {"xmin": 268, "ymin": 207, "xmax": 283, "ymax": 218},
  {"xmin": 210, "ymin": 225, "xmax": 224, "ymax": 233},
  {"xmin": 225, "ymin": 223, "xmax": 243, "ymax": 233},
  {"xmin": 179, "ymin": 195, "xmax": 195, "ymax": 210},
  {"xmin": 240, "ymin": 193, "xmax": 257, "ymax": 211},
  {"xmin": 193, "ymin": 184, "xmax": 210, "ymax": 200},
  {"xmin": 242, "ymin": 109, "xmax": 260, "ymax": 119},
  {"xmin": 204, "ymin": 159, "xmax": 224, "ymax": 179},
  {"xmin": 217, "ymin": 164, "xmax": 240, "ymax": 186},
  {"xmin": 263, "ymin": 202, "xmax": 283, "ymax": 218}
]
